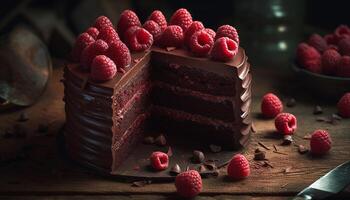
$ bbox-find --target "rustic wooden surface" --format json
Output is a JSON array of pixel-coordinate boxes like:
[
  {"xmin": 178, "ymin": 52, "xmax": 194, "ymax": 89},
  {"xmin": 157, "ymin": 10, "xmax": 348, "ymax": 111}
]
[{"xmin": 0, "ymin": 59, "xmax": 349, "ymax": 199}]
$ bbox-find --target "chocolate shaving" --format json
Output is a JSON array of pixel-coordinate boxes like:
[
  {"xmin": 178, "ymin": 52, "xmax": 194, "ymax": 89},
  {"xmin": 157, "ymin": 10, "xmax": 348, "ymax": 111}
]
[
  {"xmin": 170, "ymin": 164, "xmax": 181, "ymax": 175},
  {"xmin": 298, "ymin": 145, "xmax": 309, "ymax": 154},
  {"xmin": 283, "ymin": 166, "xmax": 292, "ymax": 173},
  {"xmin": 281, "ymin": 183, "xmax": 288, "ymax": 188},
  {"xmin": 209, "ymin": 144, "xmax": 222, "ymax": 153},
  {"xmin": 286, "ymin": 98, "xmax": 296, "ymax": 107},
  {"xmin": 316, "ymin": 116, "xmax": 332, "ymax": 123},
  {"xmin": 332, "ymin": 113, "xmax": 342, "ymax": 120},
  {"xmin": 263, "ymin": 161, "xmax": 274, "ymax": 168},
  {"xmin": 131, "ymin": 180, "xmax": 151, "ymax": 187},
  {"xmin": 18, "ymin": 112, "xmax": 29, "ymax": 122},
  {"xmin": 254, "ymin": 148, "xmax": 266, "ymax": 160},
  {"xmin": 273, "ymin": 151, "xmax": 288, "ymax": 155},
  {"xmin": 198, "ymin": 165, "xmax": 207, "ymax": 173},
  {"xmin": 192, "ymin": 150, "xmax": 205, "ymax": 163},
  {"xmin": 155, "ymin": 134, "xmax": 166, "ymax": 146},
  {"xmin": 281, "ymin": 135, "xmax": 293, "ymax": 145},
  {"xmin": 203, "ymin": 160, "xmax": 217, "ymax": 170},
  {"xmin": 167, "ymin": 146, "xmax": 173, "ymax": 157},
  {"xmin": 258, "ymin": 142, "xmax": 270, "ymax": 150},
  {"xmin": 143, "ymin": 136, "xmax": 154, "ymax": 144},
  {"xmin": 313, "ymin": 106, "xmax": 323, "ymax": 115},
  {"xmin": 273, "ymin": 144, "xmax": 278, "ymax": 151},
  {"xmin": 166, "ymin": 47, "xmax": 176, "ymax": 51}
]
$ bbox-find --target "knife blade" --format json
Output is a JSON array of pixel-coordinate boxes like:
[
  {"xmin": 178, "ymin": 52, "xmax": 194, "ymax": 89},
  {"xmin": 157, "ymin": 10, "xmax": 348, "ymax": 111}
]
[{"xmin": 292, "ymin": 161, "xmax": 350, "ymax": 200}]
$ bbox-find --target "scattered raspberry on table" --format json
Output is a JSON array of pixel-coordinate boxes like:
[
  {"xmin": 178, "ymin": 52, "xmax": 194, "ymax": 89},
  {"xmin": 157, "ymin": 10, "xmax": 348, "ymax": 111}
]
[{"xmin": 175, "ymin": 170, "xmax": 202, "ymax": 198}]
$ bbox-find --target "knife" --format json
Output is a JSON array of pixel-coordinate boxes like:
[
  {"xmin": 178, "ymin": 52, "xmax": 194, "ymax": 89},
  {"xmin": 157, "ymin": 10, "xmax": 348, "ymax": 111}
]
[{"xmin": 292, "ymin": 161, "xmax": 350, "ymax": 200}]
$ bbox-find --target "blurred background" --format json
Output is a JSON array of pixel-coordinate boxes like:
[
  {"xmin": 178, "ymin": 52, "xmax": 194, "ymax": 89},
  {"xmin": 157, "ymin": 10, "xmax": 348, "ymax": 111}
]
[{"xmin": 0, "ymin": 0, "xmax": 349, "ymax": 106}]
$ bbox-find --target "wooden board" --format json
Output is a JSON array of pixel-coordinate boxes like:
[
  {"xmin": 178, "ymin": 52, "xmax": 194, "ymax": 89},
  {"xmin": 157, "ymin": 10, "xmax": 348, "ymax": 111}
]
[{"xmin": 0, "ymin": 60, "xmax": 349, "ymax": 198}]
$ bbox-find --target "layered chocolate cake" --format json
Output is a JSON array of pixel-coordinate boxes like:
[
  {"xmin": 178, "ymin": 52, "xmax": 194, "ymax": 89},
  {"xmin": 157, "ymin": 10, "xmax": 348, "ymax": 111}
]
[{"xmin": 63, "ymin": 9, "xmax": 252, "ymax": 175}]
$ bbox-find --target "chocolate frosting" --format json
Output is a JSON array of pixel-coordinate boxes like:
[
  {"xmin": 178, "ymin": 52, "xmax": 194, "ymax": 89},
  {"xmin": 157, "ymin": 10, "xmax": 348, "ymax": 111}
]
[{"xmin": 63, "ymin": 46, "xmax": 252, "ymax": 174}]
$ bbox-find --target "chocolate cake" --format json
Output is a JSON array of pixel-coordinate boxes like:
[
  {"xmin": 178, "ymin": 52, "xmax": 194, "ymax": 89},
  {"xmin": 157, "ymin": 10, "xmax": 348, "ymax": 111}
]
[{"xmin": 63, "ymin": 9, "xmax": 252, "ymax": 175}]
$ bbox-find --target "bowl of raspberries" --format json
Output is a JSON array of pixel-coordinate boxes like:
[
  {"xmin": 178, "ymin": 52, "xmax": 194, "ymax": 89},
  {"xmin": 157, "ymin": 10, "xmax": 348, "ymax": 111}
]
[{"xmin": 292, "ymin": 25, "xmax": 350, "ymax": 97}]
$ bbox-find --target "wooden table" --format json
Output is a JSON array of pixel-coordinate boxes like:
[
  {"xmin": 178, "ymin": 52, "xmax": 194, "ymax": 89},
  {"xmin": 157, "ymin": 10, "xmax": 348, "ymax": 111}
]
[{"xmin": 0, "ymin": 60, "xmax": 349, "ymax": 200}]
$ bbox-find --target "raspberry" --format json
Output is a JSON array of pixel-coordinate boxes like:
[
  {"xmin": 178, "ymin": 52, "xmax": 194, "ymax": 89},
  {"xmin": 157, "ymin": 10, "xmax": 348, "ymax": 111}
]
[
  {"xmin": 117, "ymin": 10, "xmax": 141, "ymax": 40},
  {"xmin": 310, "ymin": 130, "xmax": 332, "ymax": 155},
  {"xmin": 321, "ymin": 49, "xmax": 341, "ymax": 75},
  {"xmin": 189, "ymin": 30, "xmax": 214, "ymax": 57},
  {"xmin": 70, "ymin": 33, "xmax": 95, "ymax": 62},
  {"xmin": 210, "ymin": 37, "xmax": 238, "ymax": 61},
  {"xmin": 93, "ymin": 16, "xmax": 114, "ymax": 31},
  {"xmin": 215, "ymin": 25, "xmax": 239, "ymax": 45},
  {"xmin": 261, "ymin": 93, "xmax": 283, "ymax": 118},
  {"xmin": 338, "ymin": 38, "xmax": 350, "ymax": 56},
  {"xmin": 125, "ymin": 27, "xmax": 153, "ymax": 51},
  {"xmin": 334, "ymin": 25, "xmax": 350, "ymax": 42},
  {"xmin": 90, "ymin": 55, "xmax": 117, "ymax": 82},
  {"xmin": 169, "ymin": 8, "xmax": 193, "ymax": 32},
  {"xmin": 304, "ymin": 58, "xmax": 322, "ymax": 74},
  {"xmin": 184, "ymin": 21, "xmax": 204, "ymax": 47},
  {"xmin": 227, "ymin": 154, "xmax": 250, "ymax": 180},
  {"xmin": 337, "ymin": 93, "xmax": 350, "ymax": 118},
  {"xmin": 97, "ymin": 26, "xmax": 120, "ymax": 45},
  {"xmin": 80, "ymin": 39, "xmax": 109, "ymax": 70},
  {"xmin": 158, "ymin": 25, "xmax": 184, "ymax": 47},
  {"xmin": 86, "ymin": 27, "xmax": 99, "ymax": 39},
  {"xmin": 143, "ymin": 20, "xmax": 162, "ymax": 42},
  {"xmin": 175, "ymin": 170, "xmax": 202, "ymax": 198},
  {"xmin": 324, "ymin": 34, "xmax": 338, "ymax": 45},
  {"xmin": 296, "ymin": 43, "xmax": 321, "ymax": 67},
  {"xmin": 150, "ymin": 151, "xmax": 169, "ymax": 171},
  {"xmin": 108, "ymin": 41, "xmax": 131, "ymax": 72},
  {"xmin": 275, "ymin": 113, "xmax": 297, "ymax": 135},
  {"xmin": 327, "ymin": 44, "xmax": 339, "ymax": 51},
  {"xmin": 307, "ymin": 34, "xmax": 328, "ymax": 53},
  {"xmin": 205, "ymin": 28, "xmax": 216, "ymax": 39},
  {"xmin": 337, "ymin": 56, "xmax": 350, "ymax": 77},
  {"xmin": 148, "ymin": 10, "xmax": 167, "ymax": 32}
]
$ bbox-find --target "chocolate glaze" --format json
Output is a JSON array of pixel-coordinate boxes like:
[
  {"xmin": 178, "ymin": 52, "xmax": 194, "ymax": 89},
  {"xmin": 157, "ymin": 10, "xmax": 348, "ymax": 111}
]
[{"xmin": 63, "ymin": 47, "xmax": 252, "ymax": 174}]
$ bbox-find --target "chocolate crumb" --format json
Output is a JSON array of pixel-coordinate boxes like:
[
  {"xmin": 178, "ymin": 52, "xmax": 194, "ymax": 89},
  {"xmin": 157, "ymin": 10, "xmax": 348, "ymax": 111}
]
[
  {"xmin": 332, "ymin": 113, "xmax": 342, "ymax": 120},
  {"xmin": 209, "ymin": 144, "xmax": 222, "ymax": 153},
  {"xmin": 286, "ymin": 98, "xmax": 296, "ymax": 107},
  {"xmin": 203, "ymin": 160, "xmax": 217, "ymax": 170},
  {"xmin": 143, "ymin": 136, "xmax": 154, "ymax": 144},
  {"xmin": 313, "ymin": 106, "xmax": 323, "ymax": 115},
  {"xmin": 281, "ymin": 135, "xmax": 293, "ymax": 145},
  {"xmin": 131, "ymin": 180, "xmax": 151, "ymax": 187},
  {"xmin": 166, "ymin": 47, "xmax": 176, "ymax": 51},
  {"xmin": 258, "ymin": 142, "xmax": 270, "ymax": 150},
  {"xmin": 170, "ymin": 164, "xmax": 181, "ymax": 175},
  {"xmin": 155, "ymin": 134, "xmax": 166, "ymax": 146},
  {"xmin": 18, "ymin": 112, "xmax": 29, "ymax": 122},
  {"xmin": 298, "ymin": 145, "xmax": 309, "ymax": 154},
  {"xmin": 192, "ymin": 150, "xmax": 205, "ymax": 163},
  {"xmin": 281, "ymin": 183, "xmax": 288, "ymax": 188},
  {"xmin": 273, "ymin": 144, "xmax": 278, "ymax": 151},
  {"xmin": 303, "ymin": 134, "xmax": 312, "ymax": 140},
  {"xmin": 198, "ymin": 165, "xmax": 207, "ymax": 173},
  {"xmin": 254, "ymin": 148, "xmax": 266, "ymax": 160},
  {"xmin": 316, "ymin": 116, "xmax": 331, "ymax": 122},
  {"xmin": 167, "ymin": 146, "xmax": 173, "ymax": 157},
  {"xmin": 283, "ymin": 166, "xmax": 292, "ymax": 173}
]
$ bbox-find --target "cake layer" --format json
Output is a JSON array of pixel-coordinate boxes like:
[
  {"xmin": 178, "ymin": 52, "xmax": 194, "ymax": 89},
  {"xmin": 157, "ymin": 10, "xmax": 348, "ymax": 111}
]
[{"xmin": 152, "ymin": 81, "xmax": 235, "ymax": 122}]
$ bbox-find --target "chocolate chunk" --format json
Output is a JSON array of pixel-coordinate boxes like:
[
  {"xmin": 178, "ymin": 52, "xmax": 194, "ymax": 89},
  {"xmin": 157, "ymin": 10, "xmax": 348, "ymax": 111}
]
[
  {"xmin": 155, "ymin": 134, "xmax": 166, "ymax": 146},
  {"xmin": 203, "ymin": 160, "xmax": 217, "ymax": 170},
  {"xmin": 281, "ymin": 135, "xmax": 293, "ymax": 145},
  {"xmin": 198, "ymin": 165, "xmax": 207, "ymax": 173},
  {"xmin": 313, "ymin": 106, "xmax": 323, "ymax": 115},
  {"xmin": 298, "ymin": 145, "xmax": 309, "ymax": 154},
  {"xmin": 192, "ymin": 150, "xmax": 205, "ymax": 163},
  {"xmin": 18, "ymin": 112, "xmax": 29, "ymax": 122},
  {"xmin": 286, "ymin": 98, "xmax": 296, "ymax": 107},
  {"xmin": 254, "ymin": 148, "xmax": 266, "ymax": 160},
  {"xmin": 209, "ymin": 144, "xmax": 221, "ymax": 153},
  {"xmin": 169, "ymin": 164, "xmax": 181, "ymax": 176},
  {"xmin": 143, "ymin": 136, "xmax": 154, "ymax": 144}
]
